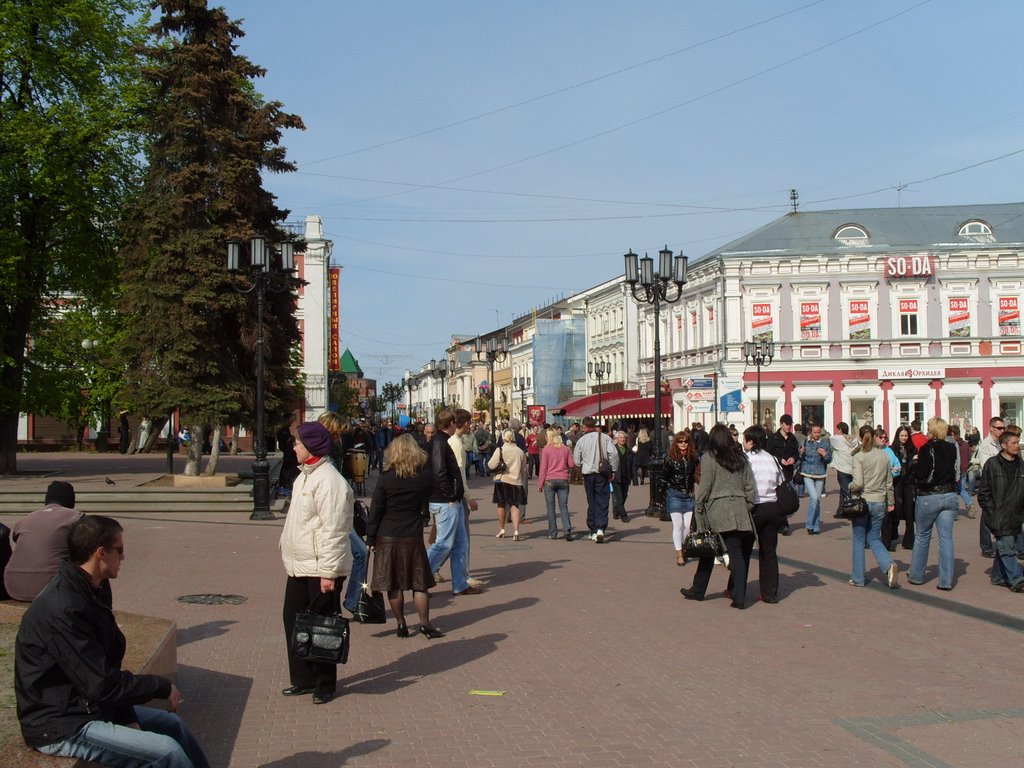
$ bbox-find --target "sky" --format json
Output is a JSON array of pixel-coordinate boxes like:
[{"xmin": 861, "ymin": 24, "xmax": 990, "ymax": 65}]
[{"xmin": 218, "ymin": 0, "xmax": 1024, "ymax": 386}]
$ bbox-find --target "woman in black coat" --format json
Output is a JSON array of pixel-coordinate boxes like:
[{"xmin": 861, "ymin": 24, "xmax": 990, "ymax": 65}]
[
  {"xmin": 367, "ymin": 434, "xmax": 444, "ymax": 639},
  {"xmin": 888, "ymin": 425, "xmax": 917, "ymax": 550},
  {"xmin": 611, "ymin": 430, "xmax": 635, "ymax": 523}
]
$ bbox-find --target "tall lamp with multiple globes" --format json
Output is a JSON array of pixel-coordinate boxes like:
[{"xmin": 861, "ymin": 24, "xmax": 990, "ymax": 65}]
[
  {"xmin": 475, "ymin": 336, "xmax": 508, "ymax": 442},
  {"xmin": 429, "ymin": 358, "xmax": 456, "ymax": 407},
  {"xmin": 624, "ymin": 246, "xmax": 688, "ymax": 520},
  {"xmin": 400, "ymin": 375, "xmax": 418, "ymax": 420},
  {"xmin": 588, "ymin": 360, "xmax": 607, "ymax": 429},
  {"xmin": 227, "ymin": 235, "xmax": 295, "ymax": 521},
  {"xmin": 513, "ymin": 376, "xmax": 531, "ymax": 424},
  {"xmin": 743, "ymin": 339, "xmax": 776, "ymax": 425}
]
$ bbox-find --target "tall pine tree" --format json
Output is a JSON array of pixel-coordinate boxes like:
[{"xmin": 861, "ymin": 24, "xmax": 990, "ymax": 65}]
[
  {"xmin": 119, "ymin": 0, "xmax": 304, "ymax": 475},
  {"xmin": 0, "ymin": 0, "xmax": 147, "ymax": 473}
]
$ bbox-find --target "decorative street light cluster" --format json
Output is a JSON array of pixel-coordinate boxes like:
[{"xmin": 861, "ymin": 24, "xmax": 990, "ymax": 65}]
[
  {"xmin": 743, "ymin": 339, "xmax": 776, "ymax": 426},
  {"xmin": 475, "ymin": 336, "xmax": 508, "ymax": 441},
  {"xmin": 588, "ymin": 360, "xmax": 607, "ymax": 428},
  {"xmin": 624, "ymin": 246, "xmax": 688, "ymax": 520},
  {"xmin": 429, "ymin": 358, "xmax": 456, "ymax": 407},
  {"xmin": 513, "ymin": 376, "xmax": 531, "ymax": 425},
  {"xmin": 227, "ymin": 235, "xmax": 295, "ymax": 521}
]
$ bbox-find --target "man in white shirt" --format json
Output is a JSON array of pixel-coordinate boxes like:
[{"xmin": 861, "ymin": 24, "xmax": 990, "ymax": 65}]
[{"xmin": 572, "ymin": 417, "xmax": 619, "ymax": 543}]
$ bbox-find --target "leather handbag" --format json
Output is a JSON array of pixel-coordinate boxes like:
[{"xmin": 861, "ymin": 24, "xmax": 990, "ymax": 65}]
[
  {"xmin": 683, "ymin": 510, "xmax": 726, "ymax": 559},
  {"xmin": 354, "ymin": 588, "xmax": 387, "ymax": 624},
  {"xmin": 836, "ymin": 496, "xmax": 870, "ymax": 520},
  {"xmin": 792, "ymin": 458, "xmax": 804, "ymax": 486},
  {"xmin": 495, "ymin": 445, "xmax": 508, "ymax": 474},
  {"xmin": 291, "ymin": 593, "xmax": 350, "ymax": 664},
  {"xmin": 598, "ymin": 434, "xmax": 614, "ymax": 479},
  {"xmin": 775, "ymin": 475, "xmax": 800, "ymax": 516}
]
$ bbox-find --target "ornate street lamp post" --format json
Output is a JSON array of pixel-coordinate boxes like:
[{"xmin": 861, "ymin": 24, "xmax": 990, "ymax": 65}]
[
  {"xmin": 401, "ymin": 375, "xmax": 418, "ymax": 419},
  {"xmin": 513, "ymin": 376, "xmax": 531, "ymax": 425},
  {"xmin": 588, "ymin": 360, "xmax": 607, "ymax": 429},
  {"xmin": 625, "ymin": 246, "xmax": 688, "ymax": 520},
  {"xmin": 429, "ymin": 358, "xmax": 456, "ymax": 406},
  {"xmin": 475, "ymin": 336, "xmax": 508, "ymax": 442},
  {"xmin": 227, "ymin": 236, "xmax": 295, "ymax": 520},
  {"xmin": 743, "ymin": 339, "xmax": 776, "ymax": 425}
]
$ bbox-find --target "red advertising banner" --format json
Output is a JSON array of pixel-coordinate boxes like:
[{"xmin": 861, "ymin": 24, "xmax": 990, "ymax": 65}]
[
  {"xmin": 999, "ymin": 296, "xmax": 1020, "ymax": 336},
  {"xmin": 884, "ymin": 254, "xmax": 935, "ymax": 278},
  {"xmin": 751, "ymin": 302, "xmax": 773, "ymax": 343},
  {"xmin": 898, "ymin": 298, "xmax": 918, "ymax": 314},
  {"xmin": 527, "ymin": 405, "xmax": 546, "ymax": 426},
  {"xmin": 800, "ymin": 301, "xmax": 822, "ymax": 340},
  {"xmin": 948, "ymin": 297, "xmax": 970, "ymax": 337},
  {"xmin": 329, "ymin": 267, "xmax": 340, "ymax": 370},
  {"xmin": 849, "ymin": 300, "xmax": 870, "ymax": 339}
]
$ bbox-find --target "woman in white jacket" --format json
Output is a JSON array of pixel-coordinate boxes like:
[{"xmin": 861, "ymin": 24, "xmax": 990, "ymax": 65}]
[{"xmin": 280, "ymin": 421, "xmax": 354, "ymax": 706}]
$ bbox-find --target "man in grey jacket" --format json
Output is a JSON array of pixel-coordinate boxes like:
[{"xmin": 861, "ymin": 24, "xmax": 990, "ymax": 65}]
[{"xmin": 572, "ymin": 417, "xmax": 619, "ymax": 543}]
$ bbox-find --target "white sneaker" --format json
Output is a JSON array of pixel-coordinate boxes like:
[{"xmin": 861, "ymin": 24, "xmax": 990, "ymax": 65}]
[
  {"xmin": 595, "ymin": 529, "xmax": 605, "ymax": 543},
  {"xmin": 467, "ymin": 576, "xmax": 484, "ymax": 588},
  {"xmin": 587, "ymin": 532, "xmax": 597, "ymax": 541}
]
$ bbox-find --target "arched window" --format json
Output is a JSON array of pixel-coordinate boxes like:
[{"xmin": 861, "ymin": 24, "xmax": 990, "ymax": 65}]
[
  {"xmin": 833, "ymin": 224, "xmax": 869, "ymax": 245},
  {"xmin": 957, "ymin": 220, "xmax": 994, "ymax": 241}
]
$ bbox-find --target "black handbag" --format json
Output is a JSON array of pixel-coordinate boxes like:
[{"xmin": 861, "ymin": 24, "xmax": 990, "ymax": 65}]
[
  {"xmin": 291, "ymin": 594, "xmax": 350, "ymax": 665},
  {"xmin": 598, "ymin": 434, "xmax": 614, "ymax": 479},
  {"xmin": 495, "ymin": 445, "xmax": 508, "ymax": 474},
  {"xmin": 836, "ymin": 496, "xmax": 870, "ymax": 520},
  {"xmin": 683, "ymin": 510, "xmax": 726, "ymax": 559},
  {"xmin": 353, "ymin": 588, "xmax": 387, "ymax": 624},
  {"xmin": 792, "ymin": 458, "xmax": 804, "ymax": 486},
  {"xmin": 771, "ymin": 457, "xmax": 800, "ymax": 516}
]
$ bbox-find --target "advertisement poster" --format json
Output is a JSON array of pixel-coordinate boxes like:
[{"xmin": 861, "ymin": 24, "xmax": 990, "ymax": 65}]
[
  {"xmin": 751, "ymin": 302, "xmax": 773, "ymax": 343},
  {"xmin": 999, "ymin": 296, "xmax": 1020, "ymax": 336},
  {"xmin": 527, "ymin": 405, "xmax": 546, "ymax": 426},
  {"xmin": 800, "ymin": 301, "xmax": 822, "ymax": 340},
  {"xmin": 948, "ymin": 297, "xmax": 970, "ymax": 337},
  {"xmin": 328, "ymin": 267, "xmax": 341, "ymax": 370},
  {"xmin": 849, "ymin": 300, "xmax": 871, "ymax": 340}
]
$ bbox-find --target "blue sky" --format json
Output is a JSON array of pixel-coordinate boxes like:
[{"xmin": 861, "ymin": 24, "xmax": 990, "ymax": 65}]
[{"xmin": 219, "ymin": 0, "xmax": 1024, "ymax": 385}]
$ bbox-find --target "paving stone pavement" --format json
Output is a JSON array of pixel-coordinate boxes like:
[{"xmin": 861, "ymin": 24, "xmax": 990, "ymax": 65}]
[{"xmin": 3, "ymin": 464, "xmax": 1022, "ymax": 768}]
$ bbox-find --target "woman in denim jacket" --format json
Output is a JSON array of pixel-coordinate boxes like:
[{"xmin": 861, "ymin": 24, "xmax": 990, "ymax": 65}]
[{"xmin": 800, "ymin": 424, "xmax": 833, "ymax": 534}]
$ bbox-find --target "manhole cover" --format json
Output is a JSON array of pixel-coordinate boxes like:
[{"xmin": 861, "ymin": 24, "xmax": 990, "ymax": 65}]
[{"xmin": 177, "ymin": 594, "xmax": 248, "ymax": 605}]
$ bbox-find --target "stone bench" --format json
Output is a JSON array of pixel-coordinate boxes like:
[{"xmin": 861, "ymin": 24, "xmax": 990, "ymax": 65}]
[{"xmin": 0, "ymin": 600, "xmax": 177, "ymax": 768}]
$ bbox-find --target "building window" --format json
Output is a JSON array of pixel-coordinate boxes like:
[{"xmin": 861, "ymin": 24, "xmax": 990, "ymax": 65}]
[
  {"xmin": 833, "ymin": 224, "xmax": 869, "ymax": 245},
  {"xmin": 899, "ymin": 400, "xmax": 926, "ymax": 427},
  {"xmin": 899, "ymin": 298, "xmax": 919, "ymax": 335},
  {"xmin": 958, "ymin": 220, "xmax": 992, "ymax": 236}
]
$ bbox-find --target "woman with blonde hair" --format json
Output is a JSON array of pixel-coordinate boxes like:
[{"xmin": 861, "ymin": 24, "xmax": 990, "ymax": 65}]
[
  {"xmin": 634, "ymin": 426, "xmax": 652, "ymax": 485},
  {"xmin": 848, "ymin": 425, "xmax": 899, "ymax": 589},
  {"xmin": 367, "ymin": 434, "xmax": 444, "ymax": 639},
  {"xmin": 909, "ymin": 418, "xmax": 959, "ymax": 590},
  {"xmin": 489, "ymin": 429, "xmax": 527, "ymax": 540},
  {"xmin": 537, "ymin": 428, "xmax": 576, "ymax": 540}
]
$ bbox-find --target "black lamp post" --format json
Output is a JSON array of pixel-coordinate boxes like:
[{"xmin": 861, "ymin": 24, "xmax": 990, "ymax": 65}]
[
  {"xmin": 227, "ymin": 235, "xmax": 295, "ymax": 520},
  {"xmin": 743, "ymin": 340, "xmax": 776, "ymax": 425},
  {"xmin": 513, "ymin": 376, "xmax": 531, "ymax": 425},
  {"xmin": 475, "ymin": 336, "xmax": 508, "ymax": 442},
  {"xmin": 588, "ymin": 360, "xmax": 607, "ymax": 430},
  {"xmin": 625, "ymin": 246, "xmax": 688, "ymax": 520},
  {"xmin": 430, "ymin": 358, "xmax": 456, "ymax": 406},
  {"xmin": 401, "ymin": 376, "xmax": 418, "ymax": 419}
]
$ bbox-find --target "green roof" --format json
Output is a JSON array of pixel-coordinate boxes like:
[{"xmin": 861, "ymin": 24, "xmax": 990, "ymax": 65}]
[{"xmin": 340, "ymin": 348, "xmax": 363, "ymax": 377}]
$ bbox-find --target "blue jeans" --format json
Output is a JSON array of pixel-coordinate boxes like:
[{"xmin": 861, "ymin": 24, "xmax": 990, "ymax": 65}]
[
  {"xmin": 665, "ymin": 489, "xmax": 695, "ymax": 551},
  {"xmin": 957, "ymin": 477, "xmax": 972, "ymax": 512},
  {"xmin": 850, "ymin": 502, "xmax": 894, "ymax": 586},
  {"xmin": 427, "ymin": 501, "xmax": 469, "ymax": 593},
  {"xmin": 343, "ymin": 530, "xmax": 369, "ymax": 612},
  {"xmin": 543, "ymin": 479, "xmax": 571, "ymax": 534},
  {"xmin": 804, "ymin": 477, "xmax": 825, "ymax": 531},
  {"xmin": 37, "ymin": 706, "xmax": 209, "ymax": 768},
  {"xmin": 582, "ymin": 473, "xmax": 610, "ymax": 533},
  {"xmin": 991, "ymin": 533, "xmax": 1024, "ymax": 587},
  {"xmin": 909, "ymin": 492, "xmax": 958, "ymax": 589}
]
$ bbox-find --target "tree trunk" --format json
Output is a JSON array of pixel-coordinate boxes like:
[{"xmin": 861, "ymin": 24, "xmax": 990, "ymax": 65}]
[
  {"xmin": 0, "ymin": 410, "xmax": 19, "ymax": 475},
  {"xmin": 184, "ymin": 423, "xmax": 203, "ymax": 476},
  {"xmin": 141, "ymin": 417, "xmax": 166, "ymax": 453},
  {"xmin": 204, "ymin": 424, "xmax": 221, "ymax": 475}
]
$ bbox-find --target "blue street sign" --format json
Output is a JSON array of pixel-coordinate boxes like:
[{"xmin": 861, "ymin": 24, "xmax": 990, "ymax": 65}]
[{"xmin": 685, "ymin": 377, "xmax": 715, "ymax": 389}]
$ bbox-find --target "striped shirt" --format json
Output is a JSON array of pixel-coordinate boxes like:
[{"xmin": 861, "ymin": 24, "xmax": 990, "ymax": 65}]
[{"xmin": 747, "ymin": 449, "xmax": 783, "ymax": 504}]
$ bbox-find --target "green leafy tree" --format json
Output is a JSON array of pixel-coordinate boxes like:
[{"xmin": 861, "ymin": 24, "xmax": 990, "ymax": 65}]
[
  {"xmin": 328, "ymin": 372, "xmax": 360, "ymax": 418},
  {"xmin": 0, "ymin": 0, "xmax": 147, "ymax": 473},
  {"xmin": 381, "ymin": 382, "xmax": 403, "ymax": 424},
  {"xmin": 118, "ymin": 0, "xmax": 304, "ymax": 476}
]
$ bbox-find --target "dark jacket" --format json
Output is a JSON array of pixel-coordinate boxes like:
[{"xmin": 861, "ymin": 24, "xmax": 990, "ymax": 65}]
[
  {"xmin": 15, "ymin": 561, "xmax": 171, "ymax": 748},
  {"xmin": 913, "ymin": 439, "xmax": 958, "ymax": 491},
  {"xmin": 429, "ymin": 432, "xmax": 464, "ymax": 503},
  {"xmin": 367, "ymin": 467, "xmax": 433, "ymax": 545},
  {"xmin": 613, "ymin": 444, "xmax": 634, "ymax": 484},
  {"xmin": 663, "ymin": 455, "xmax": 697, "ymax": 495},
  {"xmin": 766, "ymin": 430, "xmax": 800, "ymax": 480},
  {"xmin": 978, "ymin": 453, "xmax": 1024, "ymax": 537}
]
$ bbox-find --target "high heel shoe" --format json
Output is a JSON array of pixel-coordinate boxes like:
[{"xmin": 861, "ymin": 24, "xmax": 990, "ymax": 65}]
[
  {"xmin": 676, "ymin": 553, "xmax": 686, "ymax": 566},
  {"xmin": 420, "ymin": 624, "xmax": 445, "ymax": 639},
  {"xmin": 396, "ymin": 624, "xmax": 410, "ymax": 638},
  {"xmin": 513, "ymin": 530, "xmax": 520, "ymax": 542},
  {"xmin": 495, "ymin": 529, "xmax": 506, "ymax": 538}
]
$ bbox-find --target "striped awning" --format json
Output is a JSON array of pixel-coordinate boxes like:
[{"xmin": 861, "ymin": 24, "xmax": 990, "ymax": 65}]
[
  {"xmin": 551, "ymin": 389, "xmax": 640, "ymax": 417},
  {"xmin": 598, "ymin": 395, "xmax": 673, "ymax": 419}
]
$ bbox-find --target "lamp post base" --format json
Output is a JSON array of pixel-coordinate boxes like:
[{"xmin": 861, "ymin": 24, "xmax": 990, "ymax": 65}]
[
  {"xmin": 250, "ymin": 457, "xmax": 274, "ymax": 520},
  {"xmin": 644, "ymin": 458, "xmax": 669, "ymax": 521}
]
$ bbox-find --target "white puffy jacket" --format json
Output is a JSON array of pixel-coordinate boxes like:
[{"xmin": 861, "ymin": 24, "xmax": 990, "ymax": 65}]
[{"xmin": 279, "ymin": 457, "xmax": 353, "ymax": 579}]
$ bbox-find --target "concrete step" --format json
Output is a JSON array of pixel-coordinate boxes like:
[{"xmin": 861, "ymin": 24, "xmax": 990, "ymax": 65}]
[{"xmin": 0, "ymin": 486, "xmax": 287, "ymax": 514}]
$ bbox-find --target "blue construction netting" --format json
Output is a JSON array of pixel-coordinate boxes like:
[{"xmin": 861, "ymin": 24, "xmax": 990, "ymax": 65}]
[{"xmin": 532, "ymin": 317, "xmax": 584, "ymax": 419}]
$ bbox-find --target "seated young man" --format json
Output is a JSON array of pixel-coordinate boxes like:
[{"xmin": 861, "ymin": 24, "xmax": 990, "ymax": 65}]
[{"xmin": 15, "ymin": 514, "xmax": 209, "ymax": 768}]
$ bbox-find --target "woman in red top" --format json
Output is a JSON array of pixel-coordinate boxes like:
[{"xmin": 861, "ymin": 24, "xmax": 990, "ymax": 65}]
[{"xmin": 526, "ymin": 426, "xmax": 540, "ymax": 479}]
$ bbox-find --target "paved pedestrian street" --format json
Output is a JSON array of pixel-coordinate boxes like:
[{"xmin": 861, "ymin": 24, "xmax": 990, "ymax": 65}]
[{"xmin": 3, "ymin": 464, "xmax": 1021, "ymax": 767}]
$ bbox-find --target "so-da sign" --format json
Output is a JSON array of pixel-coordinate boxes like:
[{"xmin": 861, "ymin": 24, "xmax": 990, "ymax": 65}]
[{"xmin": 885, "ymin": 254, "xmax": 935, "ymax": 278}]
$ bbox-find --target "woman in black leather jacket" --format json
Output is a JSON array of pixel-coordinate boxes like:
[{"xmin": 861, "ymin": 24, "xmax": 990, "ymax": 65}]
[
  {"xmin": 888, "ymin": 425, "xmax": 917, "ymax": 550},
  {"xmin": 664, "ymin": 430, "xmax": 698, "ymax": 565}
]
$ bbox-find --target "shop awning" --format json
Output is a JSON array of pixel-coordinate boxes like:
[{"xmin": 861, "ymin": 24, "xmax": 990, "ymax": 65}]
[
  {"xmin": 598, "ymin": 396, "xmax": 673, "ymax": 419},
  {"xmin": 551, "ymin": 389, "xmax": 640, "ymax": 417}
]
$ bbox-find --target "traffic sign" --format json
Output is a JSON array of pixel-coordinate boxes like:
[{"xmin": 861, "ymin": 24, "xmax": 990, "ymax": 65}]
[
  {"xmin": 684, "ymin": 377, "xmax": 715, "ymax": 389},
  {"xmin": 686, "ymin": 401, "xmax": 714, "ymax": 412},
  {"xmin": 685, "ymin": 390, "xmax": 715, "ymax": 401}
]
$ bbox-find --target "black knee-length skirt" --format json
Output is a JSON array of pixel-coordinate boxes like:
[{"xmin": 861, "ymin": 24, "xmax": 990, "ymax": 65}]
[
  {"xmin": 492, "ymin": 481, "xmax": 525, "ymax": 507},
  {"xmin": 371, "ymin": 536, "xmax": 436, "ymax": 592}
]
